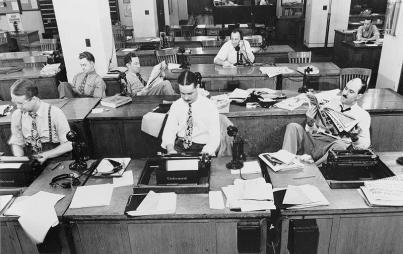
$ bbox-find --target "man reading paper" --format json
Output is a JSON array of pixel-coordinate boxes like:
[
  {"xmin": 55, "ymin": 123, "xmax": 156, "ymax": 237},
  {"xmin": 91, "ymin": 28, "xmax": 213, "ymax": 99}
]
[{"xmin": 282, "ymin": 78, "xmax": 371, "ymax": 165}]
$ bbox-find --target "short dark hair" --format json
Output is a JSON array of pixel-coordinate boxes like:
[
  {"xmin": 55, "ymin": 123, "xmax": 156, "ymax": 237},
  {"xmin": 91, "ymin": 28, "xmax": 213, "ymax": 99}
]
[
  {"xmin": 177, "ymin": 71, "xmax": 201, "ymax": 87},
  {"xmin": 10, "ymin": 79, "xmax": 38, "ymax": 99},
  {"xmin": 79, "ymin": 51, "xmax": 95, "ymax": 62},
  {"xmin": 124, "ymin": 52, "xmax": 138, "ymax": 66},
  {"xmin": 231, "ymin": 29, "xmax": 243, "ymax": 39}
]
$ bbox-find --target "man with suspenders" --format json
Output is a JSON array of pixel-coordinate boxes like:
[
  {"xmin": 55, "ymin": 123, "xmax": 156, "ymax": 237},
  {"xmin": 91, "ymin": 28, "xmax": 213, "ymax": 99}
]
[{"xmin": 8, "ymin": 79, "xmax": 72, "ymax": 164}]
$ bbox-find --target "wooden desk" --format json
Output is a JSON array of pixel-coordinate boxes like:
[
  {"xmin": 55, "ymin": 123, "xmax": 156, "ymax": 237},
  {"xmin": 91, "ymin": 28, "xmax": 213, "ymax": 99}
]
[
  {"xmin": 0, "ymin": 51, "xmax": 43, "ymax": 67},
  {"xmin": 0, "ymin": 98, "xmax": 99, "ymax": 155},
  {"xmin": 116, "ymin": 45, "xmax": 295, "ymax": 66},
  {"xmin": 269, "ymin": 152, "xmax": 403, "ymax": 254},
  {"xmin": 0, "ymin": 67, "xmax": 57, "ymax": 101},
  {"xmin": 87, "ymin": 89, "xmax": 403, "ymax": 158},
  {"xmin": 333, "ymin": 41, "xmax": 382, "ymax": 88}
]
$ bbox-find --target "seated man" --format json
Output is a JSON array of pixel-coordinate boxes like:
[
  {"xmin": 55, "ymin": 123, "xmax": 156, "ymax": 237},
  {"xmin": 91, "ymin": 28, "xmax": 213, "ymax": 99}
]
[
  {"xmin": 214, "ymin": 29, "xmax": 255, "ymax": 67},
  {"xmin": 356, "ymin": 18, "xmax": 380, "ymax": 41},
  {"xmin": 282, "ymin": 78, "xmax": 371, "ymax": 165},
  {"xmin": 161, "ymin": 71, "xmax": 220, "ymax": 155},
  {"xmin": 123, "ymin": 52, "xmax": 176, "ymax": 96},
  {"xmin": 9, "ymin": 79, "xmax": 72, "ymax": 164},
  {"xmin": 58, "ymin": 51, "xmax": 106, "ymax": 98}
]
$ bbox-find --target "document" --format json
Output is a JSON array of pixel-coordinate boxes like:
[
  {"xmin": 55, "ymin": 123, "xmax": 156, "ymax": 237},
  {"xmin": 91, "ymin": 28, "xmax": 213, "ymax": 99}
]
[
  {"xmin": 259, "ymin": 66, "xmax": 294, "ymax": 78},
  {"xmin": 231, "ymin": 160, "xmax": 261, "ymax": 175},
  {"xmin": 167, "ymin": 63, "xmax": 181, "ymax": 70},
  {"xmin": 97, "ymin": 158, "xmax": 131, "ymax": 176},
  {"xmin": 209, "ymin": 191, "xmax": 225, "ymax": 209},
  {"xmin": 127, "ymin": 191, "xmax": 176, "ymax": 216},
  {"xmin": 113, "ymin": 170, "xmax": 134, "ymax": 188},
  {"xmin": 4, "ymin": 191, "xmax": 64, "ymax": 243},
  {"xmin": 283, "ymin": 184, "xmax": 329, "ymax": 209},
  {"xmin": 166, "ymin": 159, "xmax": 199, "ymax": 171},
  {"xmin": 69, "ymin": 184, "xmax": 113, "ymax": 209},
  {"xmin": 0, "ymin": 195, "xmax": 13, "ymax": 212}
]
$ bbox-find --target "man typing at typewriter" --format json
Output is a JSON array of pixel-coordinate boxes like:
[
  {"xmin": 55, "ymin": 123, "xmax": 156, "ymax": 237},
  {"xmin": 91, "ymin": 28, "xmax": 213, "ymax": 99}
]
[
  {"xmin": 161, "ymin": 71, "xmax": 220, "ymax": 156},
  {"xmin": 282, "ymin": 78, "xmax": 371, "ymax": 165},
  {"xmin": 8, "ymin": 79, "xmax": 72, "ymax": 164}
]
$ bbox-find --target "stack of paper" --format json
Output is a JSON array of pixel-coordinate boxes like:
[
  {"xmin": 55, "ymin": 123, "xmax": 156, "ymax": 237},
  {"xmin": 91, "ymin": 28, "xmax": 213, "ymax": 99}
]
[
  {"xmin": 274, "ymin": 95, "xmax": 307, "ymax": 110},
  {"xmin": 283, "ymin": 185, "xmax": 329, "ymax": 209},
  {"xmin": 259, "ymin": 66, "xmax": 294, "ymax": 78},
  {"xmin": 231, "ymin": 161, "xmax": 262, "ymax": 175},
  {"xmin": 40, "ymin": 63, "xmax": 61, "ymax": 76},
  {"xmin": 229, "ymin": 88, "xmax": 250, "ymax": 101},
  {"xmin": 259, "ymin": 150, "xmax": 303, "ymax": 172},
  {"xmin": 127, "ymin": 191, "xmax": 177, "ymax": 216},
  {"xmin": 360, "ymin": 180, "xmax": 403, "ymax": 207},
  {"xmin": 221, "ymin": 177, "xmax": 275, "ymax": 212},
  {"xmin": 4, "ymin": 191, "xmax": 64, "ymax": 243},
  {"xmin": 69, "ymin": 184, "xmax": 113, "ymax": 209}
]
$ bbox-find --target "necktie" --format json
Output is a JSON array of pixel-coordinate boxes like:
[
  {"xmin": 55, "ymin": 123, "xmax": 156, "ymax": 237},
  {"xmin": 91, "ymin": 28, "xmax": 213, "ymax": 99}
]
[
  {"xmin": 340, "ymin": 105, "xmax": 351, "ymax": 113},
  {"xmin": 78, "ymin": 73, "xmax": 88, "ymax": 94},
  {"xmin": 183, "ymin": 103, "xmax": 193, "ymax": 149},
  {"xmin": 136, "ymin": 73, "xmax": 147, "ymax": 86},
  {"xmin": 29, "ymin": 112, "xmax": 42, "ymax": 154}
]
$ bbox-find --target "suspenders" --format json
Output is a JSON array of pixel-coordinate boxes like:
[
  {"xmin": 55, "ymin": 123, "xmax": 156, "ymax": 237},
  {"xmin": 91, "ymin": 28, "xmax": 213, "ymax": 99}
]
[{"xmin": 48, "ymin": 105, "xmax": 53, "ymax": 143}]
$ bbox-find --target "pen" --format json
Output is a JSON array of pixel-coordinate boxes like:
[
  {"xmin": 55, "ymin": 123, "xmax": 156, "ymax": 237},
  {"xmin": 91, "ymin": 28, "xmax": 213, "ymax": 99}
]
[
  {"xmin": 293, "ymin": 175, "xmax": 316, "ymax": 180},
  {"xmin": 49, "ymin": 162, "xmax": 62, "ymax": 171}
]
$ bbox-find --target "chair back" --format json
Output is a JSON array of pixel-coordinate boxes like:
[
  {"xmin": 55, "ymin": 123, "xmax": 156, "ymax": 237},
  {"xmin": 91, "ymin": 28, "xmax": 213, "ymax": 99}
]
[
  {"xmin": 40, "ymin": 38, "xmax": 57, "ymax": 51},
  {"xmin": 288, "ymin": 51, "xmax": 312, "ymax": 64},
  {"xmin": 23, "ymin": 55, "xmax": 48, "ymax": 68},
  {"xmin": 112, "ymin": 25, "xmax": 126, "ymax": 50},
  {"xmin": 339, "ymin": 68, "xmax": 372, "ymax": 90},
  {"xmin": 155, "ymin": 48, "xmax": 177, "ymax": 64},
  {"xmin": 181, "ymin": 25, "xmax": 195, "ymax": 38}
]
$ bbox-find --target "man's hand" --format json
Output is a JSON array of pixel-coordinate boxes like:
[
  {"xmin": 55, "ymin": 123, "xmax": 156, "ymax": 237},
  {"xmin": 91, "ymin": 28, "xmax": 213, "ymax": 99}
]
[
  {"xmin": 33, "ymin": 153, "xmax": 48, "ymax": 165},
  {"xmin": 349, "ymin": 126, "xmax": 361, "ymax": 142},
  {"xmin": 201, "ymin": 146, "xmax": 215, "ymax": 156},
  {"xmin": 222, "ymin": 61, "xmax": 233, "ymax": 67},
  {"xmin": 166, "ymin": 144, "xmax": 177, "ymax": 154}
]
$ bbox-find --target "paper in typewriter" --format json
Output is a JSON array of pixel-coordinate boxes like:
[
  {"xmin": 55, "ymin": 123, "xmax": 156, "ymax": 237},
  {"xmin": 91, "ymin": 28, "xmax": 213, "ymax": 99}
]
[{"xmin": 306, "ymin": 93, "xmax": 358, "ymax": 134}]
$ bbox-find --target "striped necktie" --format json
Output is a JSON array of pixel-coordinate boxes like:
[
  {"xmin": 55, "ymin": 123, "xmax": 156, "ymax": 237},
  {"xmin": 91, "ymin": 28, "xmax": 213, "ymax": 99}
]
[
  {"xmin": 183, "ymin": 103, "xmax": 193, "ymax": 149},
  {"xmin": 136, "ymin": 73, "xmax": 147, "ymax": 86},
  {"xmin": 29, "ymin": 112, "xmax": 42, "ymax": 154},
  {"xmin": 78, "ymin": 73, "xmax": 88, "ymax": 94}
]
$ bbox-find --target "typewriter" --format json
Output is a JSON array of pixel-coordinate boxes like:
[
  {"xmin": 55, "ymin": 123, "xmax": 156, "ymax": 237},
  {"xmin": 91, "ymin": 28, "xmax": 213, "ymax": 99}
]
[
  {"xmin": 320, "ymin": 149, "xmax": 395, "ymax": 189},
  {"xmin": 0, "ymin": 157, "xmax": 43, "ymax": 187}
]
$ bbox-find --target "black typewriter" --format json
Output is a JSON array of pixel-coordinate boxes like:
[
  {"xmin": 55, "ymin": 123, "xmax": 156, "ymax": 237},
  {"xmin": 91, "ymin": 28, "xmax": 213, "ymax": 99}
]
[{"xmin": 320, "ymin": 149, "xmax": 395, "ymax": 189}]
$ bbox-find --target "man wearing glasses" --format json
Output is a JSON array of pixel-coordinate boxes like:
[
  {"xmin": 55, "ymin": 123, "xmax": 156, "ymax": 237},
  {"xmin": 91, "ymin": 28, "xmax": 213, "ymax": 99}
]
[{"xmin": 8, "ymin": 79, "xmax": 72, "ymax": 164}]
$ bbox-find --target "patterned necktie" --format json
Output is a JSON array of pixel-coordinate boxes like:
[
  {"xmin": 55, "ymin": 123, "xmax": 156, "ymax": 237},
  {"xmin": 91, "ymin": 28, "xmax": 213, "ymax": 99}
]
[
  {"xmin": 29, "ymin": 112, "xmax": 42, "ymax": 154},
  {"xmin": 183, "ymin": 103, "xmax": 193, "ymax": 149},
  {"xmin": 78, "ymin": 73, "xmax": 88, "ymax": 94},
  {"xmin": 136, "ymin": 73, "xmax": 147, "ymax": 86}
]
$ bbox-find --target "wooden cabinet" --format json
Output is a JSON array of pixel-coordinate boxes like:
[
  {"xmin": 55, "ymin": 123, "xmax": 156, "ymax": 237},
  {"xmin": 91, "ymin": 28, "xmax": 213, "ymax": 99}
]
[{"xmin": 1, "ymin": 221, "xmax": 40, "ymax": 254}]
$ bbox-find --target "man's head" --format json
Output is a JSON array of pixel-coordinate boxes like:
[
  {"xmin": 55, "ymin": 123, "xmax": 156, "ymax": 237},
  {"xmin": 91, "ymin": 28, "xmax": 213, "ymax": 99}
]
[
  {"xmin": 341, "ymin": 78, "xmax": 366, "ymax": 106},
  {"xmin": 230, "ymin": 29, "xmax": 242, "ymax": 48},
  {"xmin": 178, "ymin": 71, "xmax": 199, "ymax": 104},
  {"xmin": 78, "ymin": 51, "xmax": 95, "ymax": 74},
  {"xmin": 363, "ymin": 18, "xmax": 372, "ymax": 30},
  {"xmin": 10, "ymin": 79, "xmax": 40, "ymax": 113},
  {"xmin": 124, "ymin": 52, "xmax": 141, "ymax": 74}
]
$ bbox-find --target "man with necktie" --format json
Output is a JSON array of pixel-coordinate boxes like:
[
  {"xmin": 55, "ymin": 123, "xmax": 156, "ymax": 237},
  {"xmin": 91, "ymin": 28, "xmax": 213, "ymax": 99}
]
[
  {"xmin": 9, "ymin": 79, "xmax": 72, "ymax": 164},
  {"xmin": 123, "ymin": 52, "xmax": 176, "ymax": 96},
  {"xmin": 58, "ymin": 51, "xmax": 106, "ymax": 98},
  {"xmin": 161, "ymin": 71, "xmax": 220, "ymax": 155},
  {"xmin": 282, "ymin": 78, "xmax": 371, "ymax": 165}
]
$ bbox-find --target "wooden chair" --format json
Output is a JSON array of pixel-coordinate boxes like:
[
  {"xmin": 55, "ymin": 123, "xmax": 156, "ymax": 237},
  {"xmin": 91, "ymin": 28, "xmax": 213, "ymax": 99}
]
[
  {"xmin": 339, "ymin": 68, "xmax": 372, "ymax": 90},
  {"xmin": 23, "ymin": 55, "xmax": 48, "ymax": 68},
  {"xmin": 288, "ymin": 51, "xmax": 312, "ymax": 64},
  {"xmin": 40, "ymin": 38, "xmax": 57, "ymax": 51},
  {"xmin": 155, "ymin": 48, "xmax": 177, "ymax": 64}
]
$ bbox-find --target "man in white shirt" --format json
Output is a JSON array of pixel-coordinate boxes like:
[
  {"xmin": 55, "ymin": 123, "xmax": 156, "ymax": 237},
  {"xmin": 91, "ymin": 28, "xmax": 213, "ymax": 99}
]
[
  {"xmin": 356, "ymin": 18, "xmax": 380, "ymax": 42},
  {"xmin": 282, "ymin": 78, "xmax": 371, "ymax": 165},
  {"xmin": 9, "ymin": 79, "xmax": 72, "ymax": 164},
  {"xmin": 161, "ymin": 71, "xmax": 220, "ymax": 155},
  {"xmin": 214, "ymin": 29, "xmax": 255, "ymax": 67}
]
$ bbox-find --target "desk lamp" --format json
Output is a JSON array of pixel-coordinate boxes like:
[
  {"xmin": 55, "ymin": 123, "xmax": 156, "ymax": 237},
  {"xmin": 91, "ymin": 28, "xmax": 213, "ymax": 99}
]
[
  {"xmin": 66, "ymin": 130, "xmax": 87, "ymax": 172},
  {"xmin": 226, "ymin": 126, "xmax": 246, "ymax": 169},
  {"xmin": 298, "ymin": 66, "xmax": 313, "ymax": 93}
]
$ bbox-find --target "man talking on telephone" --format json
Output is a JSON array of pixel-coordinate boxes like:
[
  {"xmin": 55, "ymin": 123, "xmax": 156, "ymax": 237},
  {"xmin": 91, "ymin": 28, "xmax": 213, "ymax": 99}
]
[{"xmin": 214, "ymin": 29, "xmax": 255, "ymax": 67}]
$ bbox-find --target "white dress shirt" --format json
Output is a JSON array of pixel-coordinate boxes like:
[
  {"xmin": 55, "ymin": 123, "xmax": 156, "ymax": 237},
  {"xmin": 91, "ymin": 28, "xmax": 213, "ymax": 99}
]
[
  {"xmin": 9, "ymin": 101, "xmax": 71, "ymax": 146},
  {"xmin": 214, "ymin": 40, "xmax": 255, "ymax": 64},
  {"xmin": 306, "ymin": 100, "xmax": 371, "ymax": 149},
  {"xmin": 161, "ymin": 95, "xmax": 220, "ymax": 154}
]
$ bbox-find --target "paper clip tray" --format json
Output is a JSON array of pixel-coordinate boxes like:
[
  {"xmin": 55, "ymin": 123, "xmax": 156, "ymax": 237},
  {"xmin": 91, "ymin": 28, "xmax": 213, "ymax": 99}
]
[{"xmin": 134, "ymin": 158, "xmax": 210, "ymax": 194}]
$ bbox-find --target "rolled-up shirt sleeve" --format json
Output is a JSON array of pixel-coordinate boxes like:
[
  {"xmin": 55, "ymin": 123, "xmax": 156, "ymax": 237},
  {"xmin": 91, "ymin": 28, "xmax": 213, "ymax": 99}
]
[
  {"xmin": 202, "ymin": 104, "xmax": 220, "ymax": 154},
  {"xmin": 52, "ymin": 106, "xmax": 71, "ymax": 144},
  {"xmin": 93, "ymin": 77, "xmax": 106, "ymax": 98},
  {"xmin": 214, "ymin": 43, "xmax": 229, "ymax": 63},
  {"xmin": 161, "ymin": 104, "xmax": 179, "ymax": 149},
  {"xmin": 8, "ymin": 110, "xmax": 25, "ymax": 147}
]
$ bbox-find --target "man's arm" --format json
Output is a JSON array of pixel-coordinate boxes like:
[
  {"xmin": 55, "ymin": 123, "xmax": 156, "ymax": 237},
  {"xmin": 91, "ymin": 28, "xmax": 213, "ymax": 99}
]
[
  {"xmin": 92, "ymin": 77, "xmax": 107, "ymax": 98},
  {"xmin": 214, "ymin": 43, "xmax": 232, "ymax": 67},
  {"xmin": 11, "ymin": 145, "xmax": 24, "ymax": 156},
  {"xmin": 351, "ymin": 112, "xmax": 371, "ymax": 149},
  {"xmin": 36, "ymin": 142, "xmax": 72, "ymax": 164},
  {"xmin": 368, "ymin": 25, "xmax": 380, "ymax": 41},
  {"xmin": 240, "ymin": 40, "xmax": 255, "ymax": 63},
  {"xmin": 8, "ymin": 110, "xmax": 25, "ymax": 156},
  {"xmin": 161, "ymin": 103, "xmax": 179, "ymax": 154},
  {"xmin": 201, "ymin": 103, "xmax": 220, "ymax": 155},
  {"xmin": 356, "ymin": 26, "xmax": 364, "ymax": 41}
]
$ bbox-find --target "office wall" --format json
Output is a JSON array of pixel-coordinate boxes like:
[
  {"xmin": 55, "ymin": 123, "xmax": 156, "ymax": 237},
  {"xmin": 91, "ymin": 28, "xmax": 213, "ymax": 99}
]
[
  {"xmin": 0, "ymin": 10, "xmax": 44, "ymax": 37},
  {"xmin": 376, "ymin": 6, "xmax": 403, "ymax": 90},
  {"xmin": 131, "ymin": 0, "xmax": 159, "ymax": 37},
  {"xmin": 118, "ymin": 0, "xmax": 133, "ymax": 27},
  {"xmin": 53, "ymin": 0, "xmax": 116, "ymax": 81},
  {"xmin": 167, "ymin": 0, "xmax": 188, "ymax": 26}
]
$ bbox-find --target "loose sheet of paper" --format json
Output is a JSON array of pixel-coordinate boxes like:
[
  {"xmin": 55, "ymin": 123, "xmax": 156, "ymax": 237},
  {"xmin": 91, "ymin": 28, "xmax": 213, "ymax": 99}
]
[
  {"xmin": 209, "ymin": 191, "xmax": 225, "ymax": 209},
  {"xmin": 69, "ymin": 184, "xmax": 113, "ymax": 209},
  {"xmin": 113, "ymin": 171, "xmax": 134, "ymax": 188},
  {"xmin": 166, "ymin": 159, "xmax": 198, "ymax": 171},
  {"xmin": 127, "ymin": 191, "xmax": 176, "ymax": 216},
  {"xmin": 0, "ymin": 195, "xmax": 13, "ymax": 211},
  {"xmin": 0, "ymin": 163, "xmax": 22, "ymax": 169},
  {"xmin": 4, "ymin": 191, "xmax": 64, "ymax": 243},
  {"xmin": 231, "ymin": 161, "xmax": 261, "ymax": 175}
]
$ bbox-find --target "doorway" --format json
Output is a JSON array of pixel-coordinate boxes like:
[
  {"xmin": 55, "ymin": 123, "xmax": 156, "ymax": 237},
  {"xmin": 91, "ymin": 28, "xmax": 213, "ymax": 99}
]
[{"xmin": 156, "ymin": 0, "xmax": 165, "ymax": 34}]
